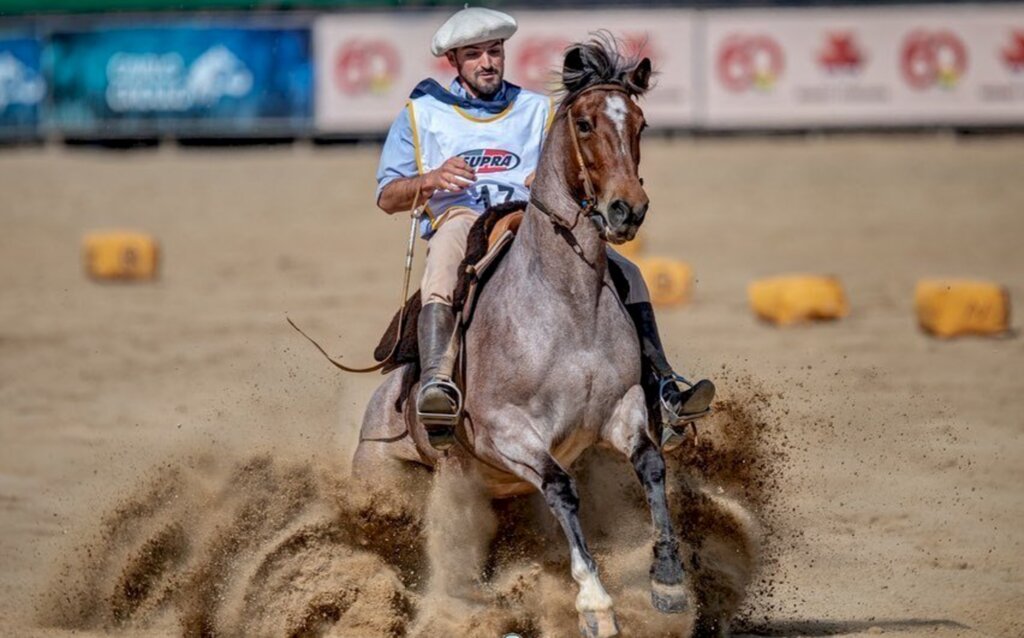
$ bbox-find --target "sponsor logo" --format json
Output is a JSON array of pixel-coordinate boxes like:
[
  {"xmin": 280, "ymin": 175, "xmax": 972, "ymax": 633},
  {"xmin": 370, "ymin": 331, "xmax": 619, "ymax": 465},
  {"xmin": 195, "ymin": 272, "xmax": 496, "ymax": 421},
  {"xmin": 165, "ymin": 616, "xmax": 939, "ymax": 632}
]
[
  {"xmin": 105, "ymin": 45, "xmax": 253, "ymax": 112},
  {"xmin": 900, "ymin": 30, "xmax": 967, "ymax": 90},
  {"xmin": 818, "ymin": 31, "xmax": 864, "ymax": 74},
  {"xmin": 457, "ymin": 148, "xmax": 521, "ymax": 174},
  {"xmin": 1002, "ymin": 30, "xmax": 1024, "ymax": 73},
  {"xmin": 0, "ymin": 51, "xmax": 44, "ymax": 110},
  {"xmin": 334, "ymin": 39, "xmax": 400, "ymax": 96},
  {"xmin": 717, "ymin": 34, "xmax": 784, "ymax": 93},
  {"xmin": 515, "ymin": 37, "xmax": 566, "ymax": 92}
]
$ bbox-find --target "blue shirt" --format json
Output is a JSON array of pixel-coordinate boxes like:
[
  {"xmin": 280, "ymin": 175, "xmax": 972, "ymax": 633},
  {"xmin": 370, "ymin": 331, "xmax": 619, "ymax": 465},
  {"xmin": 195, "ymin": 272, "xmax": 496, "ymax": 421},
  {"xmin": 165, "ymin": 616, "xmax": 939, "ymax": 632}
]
[{"xmin": 375, "ymin": 78, "xmax": 513, "ymax": 204}]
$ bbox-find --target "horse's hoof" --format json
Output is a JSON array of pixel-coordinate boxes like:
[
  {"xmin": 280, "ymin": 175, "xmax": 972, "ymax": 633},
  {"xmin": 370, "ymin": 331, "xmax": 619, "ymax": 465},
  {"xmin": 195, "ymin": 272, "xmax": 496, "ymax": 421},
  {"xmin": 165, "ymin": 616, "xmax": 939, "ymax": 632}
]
[
  {"xmin": 651, "ymin": 580, "xmax": 689, "ymax": 614},
  {"xmin": 578, "ymin": 609, "xmax": 619, "ymax": 638}
]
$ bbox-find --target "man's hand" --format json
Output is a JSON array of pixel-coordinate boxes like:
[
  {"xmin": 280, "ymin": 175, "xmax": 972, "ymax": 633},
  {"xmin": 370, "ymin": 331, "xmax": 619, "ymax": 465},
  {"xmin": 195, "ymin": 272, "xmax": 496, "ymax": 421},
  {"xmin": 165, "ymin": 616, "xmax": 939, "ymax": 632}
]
[
  {"xmin": 378, "ymin": 156, "xmax": 477, "ymax": 214},
  {"xmin": 424, "ymin": 157, "xmax": 476, "ymax": 194}
]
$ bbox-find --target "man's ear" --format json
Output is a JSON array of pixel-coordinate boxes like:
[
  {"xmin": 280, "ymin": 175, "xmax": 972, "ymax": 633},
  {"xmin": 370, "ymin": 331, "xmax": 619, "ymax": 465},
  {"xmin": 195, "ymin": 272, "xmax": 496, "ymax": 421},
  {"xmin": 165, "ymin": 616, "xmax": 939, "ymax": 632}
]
[
  {"xmin": 445, "ymin": 50, "xmax": 458, "ymax": 69},
  {"xmin": 626, "ymin": 57, "xmax": 652, "ymax": 95}
]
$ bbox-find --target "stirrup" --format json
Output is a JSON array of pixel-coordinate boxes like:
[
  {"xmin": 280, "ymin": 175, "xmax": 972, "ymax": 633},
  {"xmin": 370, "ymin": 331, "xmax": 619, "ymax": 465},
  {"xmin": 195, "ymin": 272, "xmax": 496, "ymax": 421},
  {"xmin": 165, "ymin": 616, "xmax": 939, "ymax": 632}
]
[
  {"xmin": 661, "ymin": 421, "xmax": 700, "ymax": 452},
  {"xmin": 659, "ymin": 374, "xmax": 712, "ymax": 427},
  {"xmin": 416, "ymin": 378, "xmax": 464, "ymax": 429}
]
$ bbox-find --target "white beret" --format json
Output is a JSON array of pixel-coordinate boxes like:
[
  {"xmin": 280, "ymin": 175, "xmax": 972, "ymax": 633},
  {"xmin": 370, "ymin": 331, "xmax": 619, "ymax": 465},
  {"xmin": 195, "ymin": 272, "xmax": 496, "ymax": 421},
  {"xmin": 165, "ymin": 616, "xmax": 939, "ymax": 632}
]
[{"xmin": 431, "ymin": 7, "xmax": 517, "ymax": 57}]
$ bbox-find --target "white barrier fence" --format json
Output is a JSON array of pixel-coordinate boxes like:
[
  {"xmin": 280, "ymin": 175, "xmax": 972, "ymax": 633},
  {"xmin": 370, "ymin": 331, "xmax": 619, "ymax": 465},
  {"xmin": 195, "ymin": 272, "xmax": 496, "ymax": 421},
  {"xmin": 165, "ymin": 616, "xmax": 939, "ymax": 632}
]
[
  {"xmin": 703, "ymin": 6, "xmax": 1024, "ymax": 127},
  {"xmin": 314, "ymin": 9, "xmax": 696, "ymax": 132},
  {"xmin": 314, "ymin": 5, "xmax": 1024, "ymax": 134}
]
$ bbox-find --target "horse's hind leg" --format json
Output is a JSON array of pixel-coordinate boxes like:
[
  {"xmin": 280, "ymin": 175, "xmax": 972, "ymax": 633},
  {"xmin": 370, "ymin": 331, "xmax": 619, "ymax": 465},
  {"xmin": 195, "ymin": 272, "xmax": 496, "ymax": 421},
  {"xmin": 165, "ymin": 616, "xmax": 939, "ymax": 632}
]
[
  {"xmin": 541, "ymin": 461, "xmax": 619, "ymax": 638},
  {"xmin": 604, "ymin": 385, "xmax": 689, "ymax": 614}
]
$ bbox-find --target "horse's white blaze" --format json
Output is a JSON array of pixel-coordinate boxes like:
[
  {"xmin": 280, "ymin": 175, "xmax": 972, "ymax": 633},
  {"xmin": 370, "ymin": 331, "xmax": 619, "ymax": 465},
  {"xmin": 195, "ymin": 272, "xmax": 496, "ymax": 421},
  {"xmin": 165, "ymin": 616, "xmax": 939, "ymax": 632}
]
[
  {"xmin": 604, "ymin": 94, "xmax": 629, "ymax": 155},
  {"xmin": 571, "ymin": 547, "xmax": 614, "ymax": 612}
]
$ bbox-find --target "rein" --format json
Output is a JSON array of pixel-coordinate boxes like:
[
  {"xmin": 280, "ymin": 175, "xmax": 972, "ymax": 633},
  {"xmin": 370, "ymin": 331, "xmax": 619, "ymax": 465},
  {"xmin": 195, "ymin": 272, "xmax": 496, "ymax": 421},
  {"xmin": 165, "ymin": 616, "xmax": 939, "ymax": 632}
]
[{"xmin": 287, "ymin": 191, "xmax": 422, "ymax": 374}]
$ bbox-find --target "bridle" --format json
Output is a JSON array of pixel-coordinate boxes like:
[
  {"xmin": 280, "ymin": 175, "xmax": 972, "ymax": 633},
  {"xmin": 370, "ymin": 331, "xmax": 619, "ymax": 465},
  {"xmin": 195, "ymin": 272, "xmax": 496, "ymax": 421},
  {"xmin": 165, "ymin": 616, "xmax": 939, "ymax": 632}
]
[{"xmin": 529, "ymin": 82, "xmax": 637, "ymax": 235}]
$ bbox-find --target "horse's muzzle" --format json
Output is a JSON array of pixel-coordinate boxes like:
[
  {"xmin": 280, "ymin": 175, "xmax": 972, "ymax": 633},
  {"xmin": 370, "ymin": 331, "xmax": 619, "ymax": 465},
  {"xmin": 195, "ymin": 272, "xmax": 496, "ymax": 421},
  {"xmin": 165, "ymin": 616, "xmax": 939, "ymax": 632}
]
[{"xmin": 604, "ymin": 199, "xmax": 648, "ymax": 243}]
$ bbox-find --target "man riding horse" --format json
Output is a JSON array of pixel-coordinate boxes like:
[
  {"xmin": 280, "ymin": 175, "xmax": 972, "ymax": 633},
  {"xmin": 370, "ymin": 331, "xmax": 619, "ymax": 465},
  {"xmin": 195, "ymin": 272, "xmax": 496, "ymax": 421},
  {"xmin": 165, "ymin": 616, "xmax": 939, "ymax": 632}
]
[{"xmin": 376, "ymin": 7, "xmax": 714, "ymax": 450}]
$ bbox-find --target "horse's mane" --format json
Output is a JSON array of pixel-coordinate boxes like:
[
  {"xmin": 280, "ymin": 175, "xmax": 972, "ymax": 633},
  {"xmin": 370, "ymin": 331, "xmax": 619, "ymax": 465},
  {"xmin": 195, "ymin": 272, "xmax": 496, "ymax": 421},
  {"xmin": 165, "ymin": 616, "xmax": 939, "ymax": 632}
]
[{"xmin": 559, "ymin": 31, "xmax": 653, "ymax": 107}]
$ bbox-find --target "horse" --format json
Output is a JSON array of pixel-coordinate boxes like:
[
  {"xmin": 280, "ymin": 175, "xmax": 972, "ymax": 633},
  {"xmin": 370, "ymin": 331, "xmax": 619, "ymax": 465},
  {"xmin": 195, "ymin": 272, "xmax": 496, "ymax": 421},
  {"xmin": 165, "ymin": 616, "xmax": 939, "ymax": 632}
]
[{"xmin": 353, "ymin": 38, "xmax": 688, "ymax": 638}]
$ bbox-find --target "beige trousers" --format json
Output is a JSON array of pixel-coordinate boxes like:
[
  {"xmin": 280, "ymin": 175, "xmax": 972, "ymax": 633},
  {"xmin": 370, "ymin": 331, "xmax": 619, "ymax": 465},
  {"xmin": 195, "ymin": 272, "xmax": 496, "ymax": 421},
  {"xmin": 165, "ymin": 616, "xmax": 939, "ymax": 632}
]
[
  {"xmin": 420, "ymin": 206, "xmax": 652, "ymax": 306},
  {"xmin": 421, "ymin": 207, "xmax": 479, "ymax": 306}
]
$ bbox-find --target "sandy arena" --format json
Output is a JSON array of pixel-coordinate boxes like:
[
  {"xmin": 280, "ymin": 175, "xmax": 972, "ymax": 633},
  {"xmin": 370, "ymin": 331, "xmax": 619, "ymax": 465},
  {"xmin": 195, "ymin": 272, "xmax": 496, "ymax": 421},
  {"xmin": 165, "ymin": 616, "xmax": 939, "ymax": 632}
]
[{"xmin": 0, "ymin": 135, "xmax": 1022, "ymax": 637}]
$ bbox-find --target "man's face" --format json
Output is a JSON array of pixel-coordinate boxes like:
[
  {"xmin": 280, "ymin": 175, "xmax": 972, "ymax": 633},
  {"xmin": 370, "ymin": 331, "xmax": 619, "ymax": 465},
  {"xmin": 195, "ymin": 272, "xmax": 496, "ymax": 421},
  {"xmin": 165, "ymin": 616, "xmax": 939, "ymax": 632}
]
[{"xmin": 446, "ymin": 39, "xmax": 505, "ymax": 98}]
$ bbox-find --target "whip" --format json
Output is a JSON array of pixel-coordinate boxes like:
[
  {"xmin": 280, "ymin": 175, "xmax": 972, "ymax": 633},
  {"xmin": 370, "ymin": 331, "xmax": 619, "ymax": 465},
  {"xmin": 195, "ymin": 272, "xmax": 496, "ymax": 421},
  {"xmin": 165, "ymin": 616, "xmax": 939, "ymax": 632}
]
[{"xmin": 287, "ymin": 192, "xmax": 422, "ymax": 374}]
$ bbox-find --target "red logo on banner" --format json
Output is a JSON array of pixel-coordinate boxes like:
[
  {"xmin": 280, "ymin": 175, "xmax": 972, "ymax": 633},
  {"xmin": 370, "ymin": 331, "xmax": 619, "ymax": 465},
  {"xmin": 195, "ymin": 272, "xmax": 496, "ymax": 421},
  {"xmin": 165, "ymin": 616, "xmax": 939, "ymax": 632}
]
[
  {"xmin": 717, "ymin": 35, "xmax": 784, "ymax": 93},
  {"xmin": 1002, "ymin": 30, "xmax": 1024, "ymax": 73},
  {"xmin": 516, "ymin": 37, "xmax": 567, "ymax": 92},
  {"xmin": 334, "ymin": 39, "xmax": 401, "ymax": 96},
  {"xmin": 900, "ymin": 30, "xmax": 967, "ymax": 90},
  {"xmin": 818, "ymin": 31, "xmax": 864, "ymax": 73}
]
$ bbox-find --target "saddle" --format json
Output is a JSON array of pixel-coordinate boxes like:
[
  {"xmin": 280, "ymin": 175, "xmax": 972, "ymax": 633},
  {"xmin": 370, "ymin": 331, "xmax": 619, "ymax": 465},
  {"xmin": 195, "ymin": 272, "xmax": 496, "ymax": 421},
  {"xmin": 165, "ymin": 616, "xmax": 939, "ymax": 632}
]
[{"xmin": 373, "ymin": 200, "xmax": 527, "ymax": 375}]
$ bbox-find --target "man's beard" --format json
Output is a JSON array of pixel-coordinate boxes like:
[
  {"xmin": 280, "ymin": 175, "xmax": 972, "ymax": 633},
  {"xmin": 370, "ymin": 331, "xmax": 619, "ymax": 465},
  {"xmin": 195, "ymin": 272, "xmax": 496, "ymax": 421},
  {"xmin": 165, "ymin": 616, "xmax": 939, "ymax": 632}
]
[{"xmin": 461, "ymin": 68, "xmax": 502, "ymax": 99}]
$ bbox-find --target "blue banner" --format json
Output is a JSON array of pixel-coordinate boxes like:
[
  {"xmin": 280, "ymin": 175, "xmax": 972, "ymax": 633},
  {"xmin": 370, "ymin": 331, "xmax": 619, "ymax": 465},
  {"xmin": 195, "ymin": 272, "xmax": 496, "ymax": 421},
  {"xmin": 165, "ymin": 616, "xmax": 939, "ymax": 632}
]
[
  {"xmin": 48, "ymin": 25, "xmax": 312, "ymax": 136},
  {"xmin": 0, "ymin": 34, "xmax": 44, "ymax": 136}
]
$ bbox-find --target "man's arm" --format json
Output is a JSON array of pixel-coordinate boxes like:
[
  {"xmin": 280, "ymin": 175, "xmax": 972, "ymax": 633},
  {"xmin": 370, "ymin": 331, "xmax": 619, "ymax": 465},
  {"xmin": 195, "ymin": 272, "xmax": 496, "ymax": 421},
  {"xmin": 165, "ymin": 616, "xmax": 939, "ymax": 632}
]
[
  {"xmin": 375, "ymin": 106, "xmax": 476, "ymax": 214},
  {"xmin": 378, "ymin": 157, "xmax": 477, "ymax": 214}
]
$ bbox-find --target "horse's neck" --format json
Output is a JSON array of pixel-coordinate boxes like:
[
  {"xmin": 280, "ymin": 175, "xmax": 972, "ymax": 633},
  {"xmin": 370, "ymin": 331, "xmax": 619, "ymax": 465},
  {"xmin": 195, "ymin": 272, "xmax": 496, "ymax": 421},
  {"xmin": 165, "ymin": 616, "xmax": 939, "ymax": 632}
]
[{"xmin": 514, "ymin": 124, "xmax": 608, "ymax": 306}]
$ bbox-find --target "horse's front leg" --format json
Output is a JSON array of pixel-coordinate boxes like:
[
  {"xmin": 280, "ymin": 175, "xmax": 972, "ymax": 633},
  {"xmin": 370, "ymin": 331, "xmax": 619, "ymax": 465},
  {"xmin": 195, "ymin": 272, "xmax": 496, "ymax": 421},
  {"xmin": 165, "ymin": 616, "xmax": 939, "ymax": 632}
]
[
  {"xmin": 474, "ymin": 406, "xmax": 619, "ymax": 637},
  {"xmin": 603, "ymin": 385, "xmax": 689, "ymax": 614},
  {"xmin": 541, "ymin": 461, "xmax": 619, "ymax": 638}
]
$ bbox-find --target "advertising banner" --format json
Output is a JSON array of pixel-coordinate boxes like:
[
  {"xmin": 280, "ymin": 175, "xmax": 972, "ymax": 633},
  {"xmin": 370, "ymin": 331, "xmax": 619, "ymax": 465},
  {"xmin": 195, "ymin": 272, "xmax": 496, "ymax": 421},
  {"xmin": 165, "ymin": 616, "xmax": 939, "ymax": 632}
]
[
  {"xmin": 0, "ymin": 33, "xmax": 44, "ymax": 136},
  {"xmin": 314, "ymin": 10, "xmax": 697, "ymax": 134},
  {"xmin": 702, "ymin": 6, "xmax": 1024, "ymax": 128},
  {"xmin": 314, "ymin": 14, "xmax": 435, "ymax": 134},
  {"xmin": 49, "ymin": 25, "xmax": 312, "ymax": 136}
]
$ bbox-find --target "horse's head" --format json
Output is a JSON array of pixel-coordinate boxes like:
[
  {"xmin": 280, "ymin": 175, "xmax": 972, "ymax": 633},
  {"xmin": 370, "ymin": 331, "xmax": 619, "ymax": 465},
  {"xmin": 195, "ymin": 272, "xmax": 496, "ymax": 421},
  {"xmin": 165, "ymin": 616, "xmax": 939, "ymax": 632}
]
[{"xmin": 558, "ymin": 36, "xmax": 652, "ymax": 244}]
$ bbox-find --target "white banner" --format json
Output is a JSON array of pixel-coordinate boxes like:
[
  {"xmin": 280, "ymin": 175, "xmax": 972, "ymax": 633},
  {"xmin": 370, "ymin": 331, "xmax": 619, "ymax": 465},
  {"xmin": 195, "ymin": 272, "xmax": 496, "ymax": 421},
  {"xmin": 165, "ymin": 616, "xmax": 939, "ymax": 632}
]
[
  {"xmin": 702, "ymin": 6, "xmax": 1024, "ymax": 127},
  {"xmin": 314, "ymin": 10, "xmax": 697, "ymax": 133},
  {"xmin": 314, "ymin": 14, "xmax": 436, "ymax": 133}
]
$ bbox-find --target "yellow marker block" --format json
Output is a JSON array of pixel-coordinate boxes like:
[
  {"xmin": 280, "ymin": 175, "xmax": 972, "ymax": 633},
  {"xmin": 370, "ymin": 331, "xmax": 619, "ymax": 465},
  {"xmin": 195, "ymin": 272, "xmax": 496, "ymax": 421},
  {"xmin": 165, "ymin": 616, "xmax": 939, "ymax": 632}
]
[
  {"xmin": 748, "ymin": 275, "xmax": 848, "ymax": 325},
  {"xmin": 915, "ymin": 279, "xmax": 1010, "ymax": 338},
  {"xmin": 614, "ymin": 235, "xmax": 644, "ymax": 260},
  {"xmin": 83, "ymin": 231, "xmax": 159, "ymax": 280},
  {"xmin": 637, "ymin": 257, "xmax": 693, "ymax": 307}
]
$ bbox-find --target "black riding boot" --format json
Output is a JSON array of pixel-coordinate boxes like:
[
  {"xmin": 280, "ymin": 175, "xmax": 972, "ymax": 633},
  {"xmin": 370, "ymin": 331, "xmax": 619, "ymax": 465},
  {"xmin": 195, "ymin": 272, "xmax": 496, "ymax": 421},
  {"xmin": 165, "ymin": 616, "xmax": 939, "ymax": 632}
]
[
  {"xmin": 416, "ymin": 302, "xmax": 461, "ymax": 450},
  {"xmin": 625, "ymin": 302, "xmax": 716, "ymax": 436}
]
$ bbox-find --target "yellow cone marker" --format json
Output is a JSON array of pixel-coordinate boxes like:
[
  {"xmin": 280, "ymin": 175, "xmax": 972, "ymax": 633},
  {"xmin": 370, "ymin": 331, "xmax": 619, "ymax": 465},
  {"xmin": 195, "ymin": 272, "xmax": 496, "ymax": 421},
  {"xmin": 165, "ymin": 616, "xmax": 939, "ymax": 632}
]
[
  {"xmin": 748, "ymin": 275, "xmax": 848, "ymax": 325},
  {"xmin": 83, "ymin": 231, "xmax": 160, "ymax": 281},
  {"xmin": 915, "ymin": 279, "xmax": 1010, "ymax": 338},
  {"xmin": 636, "ymin": 257, "xmax": 693, "ymax": 307}
]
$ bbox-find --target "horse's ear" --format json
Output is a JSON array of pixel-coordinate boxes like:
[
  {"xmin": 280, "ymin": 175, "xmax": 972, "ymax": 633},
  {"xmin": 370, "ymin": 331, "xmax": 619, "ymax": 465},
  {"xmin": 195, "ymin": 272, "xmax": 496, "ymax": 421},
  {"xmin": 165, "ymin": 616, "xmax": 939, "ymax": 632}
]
[
  {"xmin": 626, "ymin": 57, "xmax": 652, "ymax": 95},
  {"xmin": 562, "ymin": 46, "xmax": 587, "ymax": 92}
]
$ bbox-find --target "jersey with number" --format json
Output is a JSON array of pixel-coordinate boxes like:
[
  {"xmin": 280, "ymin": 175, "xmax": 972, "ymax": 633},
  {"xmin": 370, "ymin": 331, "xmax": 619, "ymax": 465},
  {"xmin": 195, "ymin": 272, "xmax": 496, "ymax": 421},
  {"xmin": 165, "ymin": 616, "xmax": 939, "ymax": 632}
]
[{"xmin": 407, "ymin": 88, "xmax": 553, "ymax": 237}]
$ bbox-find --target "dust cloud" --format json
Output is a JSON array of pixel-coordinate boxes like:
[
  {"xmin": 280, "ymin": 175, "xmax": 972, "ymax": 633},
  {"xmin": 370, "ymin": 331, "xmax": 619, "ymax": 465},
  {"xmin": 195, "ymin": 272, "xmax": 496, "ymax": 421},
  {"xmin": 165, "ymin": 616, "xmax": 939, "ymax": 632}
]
[{"xmin": 37, "ymin": 382, "xmax": 785, "ymax": 637}]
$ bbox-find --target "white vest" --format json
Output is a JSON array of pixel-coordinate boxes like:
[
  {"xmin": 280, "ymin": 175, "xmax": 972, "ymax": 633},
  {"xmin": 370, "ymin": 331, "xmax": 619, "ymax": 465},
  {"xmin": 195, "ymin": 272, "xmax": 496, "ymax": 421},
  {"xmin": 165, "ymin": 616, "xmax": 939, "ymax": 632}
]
[{"xmin": 407, "ymin": 88, "xmax": 553, "ymax": 237}]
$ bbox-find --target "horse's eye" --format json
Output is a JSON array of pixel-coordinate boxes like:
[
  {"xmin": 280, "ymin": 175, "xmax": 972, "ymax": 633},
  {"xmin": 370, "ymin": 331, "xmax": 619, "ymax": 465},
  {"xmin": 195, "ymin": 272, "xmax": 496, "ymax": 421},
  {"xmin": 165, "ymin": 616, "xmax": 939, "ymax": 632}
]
[{"xmin": 576, "ymin": 119, "xmax": 593, "ymax": 134}]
